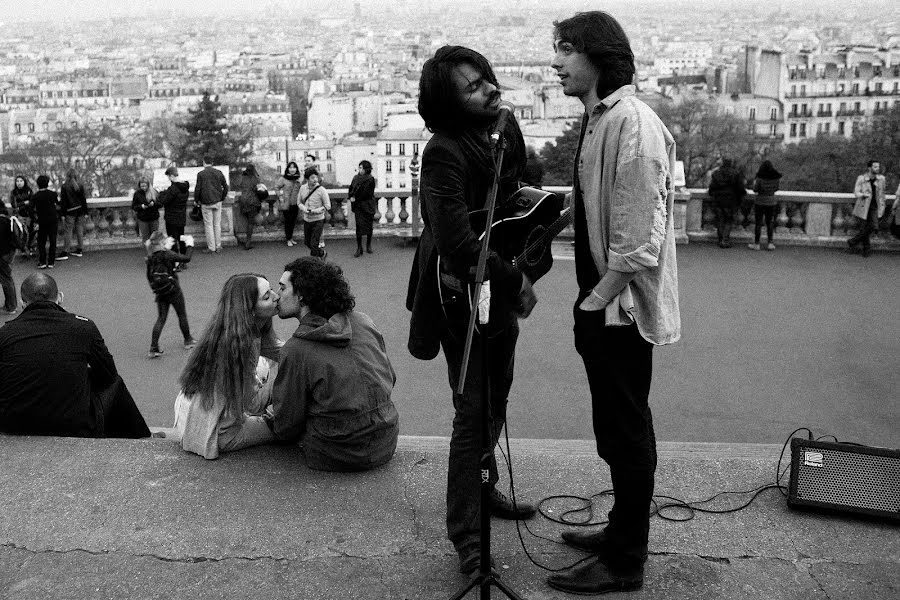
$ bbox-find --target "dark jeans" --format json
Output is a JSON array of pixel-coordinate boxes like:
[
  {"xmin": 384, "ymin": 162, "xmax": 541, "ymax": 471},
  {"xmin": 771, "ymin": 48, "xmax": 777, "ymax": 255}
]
[
  {"xmin": 165, "ymin": 222, "xmax": 186, "ymax": 255},
  {"xmin": 304, "ymin": 220, "xmax": 325, "ymax": 257},
  {"xmin": 754, "ymin": 205, "xmax": 776, "ymax": 243},
  {"xmin": 0, "ymin": 251, "xmax": 16, "ymax": 311},
  {"xmin": 713, "ymin": 202, "xmax": 736, "ymax": 243},
  {"xmin": 440, "ymin": 320, "xmax": 519, "ymax": 552},
  {"xmin": 151, "ymin": 288, "xmax": 192, "ymax": 350},
  {"xmin": 848, "ymin": 201, "xmax": 880, "ymax": 251},
  {"xmin": 283, "ymin": 205, "xmax": 299, "ymax": 241},
  {"xmin": 93, "ymin": 375, "xmax": 151, "ymax": 438},
  {"xmin": 574, "ymin": 297, "xmax": 655, "ymax": 569},
  {"xmin": 37, "ymin": 220, "xmax": 58, "ymax": 266}
]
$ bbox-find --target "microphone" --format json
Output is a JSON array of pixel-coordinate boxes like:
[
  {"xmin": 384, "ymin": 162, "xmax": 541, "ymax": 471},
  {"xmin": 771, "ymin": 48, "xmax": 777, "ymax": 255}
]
[{"xmin": 489, "ymin": 101, "xmax": 515, "ymax": 148}]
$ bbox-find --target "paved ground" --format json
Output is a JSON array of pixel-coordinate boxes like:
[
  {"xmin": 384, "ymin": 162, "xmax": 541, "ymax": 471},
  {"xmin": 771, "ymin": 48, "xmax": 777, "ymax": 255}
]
[
  {"xmin": 2, "ymin": 236, "xmax": 898, "ymax": 446},
  {"xmin": 1, "ymin": 435, "xmax": 897, "ymax": 600}
]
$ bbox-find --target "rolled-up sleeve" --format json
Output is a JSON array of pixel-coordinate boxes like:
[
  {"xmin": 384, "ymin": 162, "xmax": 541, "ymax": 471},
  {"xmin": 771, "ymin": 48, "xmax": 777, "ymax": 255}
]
[{"xmin": 607, "ymin": 156, "xmax": 669, "ymax": 273}]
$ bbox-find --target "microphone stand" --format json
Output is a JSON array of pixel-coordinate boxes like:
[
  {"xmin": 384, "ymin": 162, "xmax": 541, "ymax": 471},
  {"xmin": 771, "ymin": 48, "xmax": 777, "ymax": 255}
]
[{"xmin": 447, "ymin": 132, "xmax": 526, "ymax": 600}]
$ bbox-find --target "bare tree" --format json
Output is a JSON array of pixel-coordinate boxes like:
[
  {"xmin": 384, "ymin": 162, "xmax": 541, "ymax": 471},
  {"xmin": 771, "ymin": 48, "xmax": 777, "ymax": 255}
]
[{"xmin": 656, "ymin": 96, "xmax": 757, "ymax": 186}]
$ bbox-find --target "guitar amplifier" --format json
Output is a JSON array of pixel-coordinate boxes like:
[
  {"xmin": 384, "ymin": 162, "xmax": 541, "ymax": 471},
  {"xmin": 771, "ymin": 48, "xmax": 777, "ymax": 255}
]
[{"xmin": 788, "ymin": 438, "xmax": 900, "ymax": 522}]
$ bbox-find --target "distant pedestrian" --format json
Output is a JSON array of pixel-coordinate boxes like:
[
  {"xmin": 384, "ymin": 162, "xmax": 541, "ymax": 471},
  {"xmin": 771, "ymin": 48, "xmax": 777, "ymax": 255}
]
[
  {"xmin": 59, "ymin": 169, "xmax": 88, "ymax": 259},
  {"xmin": 891, "ymin": 182, "xmax": 900, "ymax": 240},
  {"xmin": 145, "ymin": 230, "xmax": 196, "ymax": 359},
  {"xmin": 194, "ymin": 156, "xmax": 228, "ymax": 253},
  {"xmin": 304, "ymin": 154, "xmax": 319, "ymax": 177},
  {"xmin": 847, "ymin": 160, "xmax": 886, "ymax": 257},
  {"xmin": 748, "ymin": 160, "xmax": 782, "ymax": 251},
  {"xmin": 235, "ymin": 164, "xmax": 265, "ymax": 250},
  {"xmin": 708, "ymin": 158, "xmax": 747, "ymax": 248},
  {"xmin": 32, "ymin": 175, "xmax": 59, "ymax": 269},
  {"xmin": 348, "ymin": 160, "xmax": 376, "ymax": 257},
  {"xmin": 0, "ymin": 206, "xmax": 18, "ymax": 315},
  {"xmin": 275, "ymin": 161, "xmax": 303, "ymax": 247},
  {"xmin": 131, "ymin": 176, "xmax": 160, "ymax": 243},
  {"xmin": 8, "ymin": 175, "xmax": 35, "ymax": 255},
  {"xmin": 157, "ymin": 166, "xmax": 191, "ymax": 259},
  {"xmin": 299, "ymin": 169, "xmax": 330, "ymax": 259}
]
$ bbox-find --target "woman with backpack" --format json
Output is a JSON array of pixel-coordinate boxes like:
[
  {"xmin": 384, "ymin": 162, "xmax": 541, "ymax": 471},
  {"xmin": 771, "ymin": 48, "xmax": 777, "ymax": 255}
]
[
  {"xmin": 235, "ymin": 164, "xmax": 266, "ymax": 250},
  {"xmin": 145, "ymin": 230, "xmax": 195, "ymax": 359},
  {"xmin": 748, "ymin": 160, "xmax": 782, "ymax": 251},
  {"xmin": 132, "ymin": 176, "xmax": 160, "ymax": 243}
]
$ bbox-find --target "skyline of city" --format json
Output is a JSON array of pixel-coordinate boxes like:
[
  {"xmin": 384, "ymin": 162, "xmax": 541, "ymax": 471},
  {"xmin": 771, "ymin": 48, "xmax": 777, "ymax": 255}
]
[{"xmin": 4, "ymin": 0, "xmax": 898, "ymax": 23}]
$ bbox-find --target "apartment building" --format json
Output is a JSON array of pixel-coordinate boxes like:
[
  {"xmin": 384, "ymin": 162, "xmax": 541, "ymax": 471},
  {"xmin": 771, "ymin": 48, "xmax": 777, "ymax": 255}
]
[{"xmin": 747, "ymin": 46, "xmax": 900, "ymax": 142}]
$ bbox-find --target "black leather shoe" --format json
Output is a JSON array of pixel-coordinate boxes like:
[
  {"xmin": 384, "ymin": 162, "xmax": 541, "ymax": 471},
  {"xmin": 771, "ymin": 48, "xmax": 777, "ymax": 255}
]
[
  {"xmin": 547, "ymin": 557, "xmax": 643, "ymax": 595},
  {"xmin": 489, "ymin": 488, "xmax": 536, "ymax": 520},
  {"xmin": 353, "ymin": 248, "xmax": 363, "ymax": 257}
]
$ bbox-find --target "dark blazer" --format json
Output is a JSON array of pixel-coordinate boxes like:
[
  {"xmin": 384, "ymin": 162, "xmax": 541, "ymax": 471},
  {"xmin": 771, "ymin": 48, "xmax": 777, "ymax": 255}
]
[
  {"xmin": 405, "ymin": 132, "xmax": 523, "ymax": 360},
  {"xmin": 158, "ymin": 180, "xmax": 190, "ymax": 226},
  {"xmin": 0, "ymin": 301, "xmax": 117, "ymax": 436}
]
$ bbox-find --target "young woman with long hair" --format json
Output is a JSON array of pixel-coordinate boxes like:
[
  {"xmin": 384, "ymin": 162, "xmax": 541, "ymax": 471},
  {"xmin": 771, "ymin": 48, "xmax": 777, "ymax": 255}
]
[
  {"xmin": 132, "ymin": 175, "xmax": 160, "ymax": 243},
  {"xmin": 173, "ymin": 273, "xmax": 282, "ymax": 459},
  {"xmin": 8, "ymin": 175, "xmax": 35, "ymax": 255}
]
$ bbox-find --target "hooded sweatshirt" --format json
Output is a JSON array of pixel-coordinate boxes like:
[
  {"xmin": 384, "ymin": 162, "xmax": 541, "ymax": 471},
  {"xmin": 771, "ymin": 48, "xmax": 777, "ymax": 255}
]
[{"xmin": 272, "ymin": 310, "xmax": 399, "ymax": 470}]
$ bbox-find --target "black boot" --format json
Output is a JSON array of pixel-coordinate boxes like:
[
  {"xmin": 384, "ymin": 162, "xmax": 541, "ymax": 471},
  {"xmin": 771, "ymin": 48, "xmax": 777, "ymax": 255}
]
[
  {"xmin": 354, "ymin": 237, "xmax": 363, "ymax": 257},
  {"xmin": 547, "ymin": 558, "xmax": 644, "ymax": 595}
]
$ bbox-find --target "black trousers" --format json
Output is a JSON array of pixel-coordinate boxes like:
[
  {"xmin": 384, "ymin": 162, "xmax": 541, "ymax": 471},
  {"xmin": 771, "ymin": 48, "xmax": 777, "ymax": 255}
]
[
  {"xmin": 848, "ymin": 201, "xmax": 880, "ymax": 251},
  {"xmin": 37, "ymin": 220, "xmax": 58, "ymax": 265},
  {"xmin": 753, "ymin": 205, "xmax": 776, "ymax": 243},
  {"xmin": 165, "ymin": 222, "xmax": 186, "ymax": 254},
  {"xmin": 151, "ymin": 288, "xmax": 191, "ymax": 350},
  {"xmin": 574, "ymin": 296, "xmax": 655, "ymax": 569},
  {"xmin": 304, "ymin": 220, "xmax": 325, "ymax": 257},
  {"xmin": 713, "ymin": 202, "xmax": 735, "ymax": 243},
  {"xmin": 440, "ymin": 320, "xmax": 519, "ymax": 552},
  {"xmin": 283, "ymin": 205, "xmax": 299, "ymax": 241}
]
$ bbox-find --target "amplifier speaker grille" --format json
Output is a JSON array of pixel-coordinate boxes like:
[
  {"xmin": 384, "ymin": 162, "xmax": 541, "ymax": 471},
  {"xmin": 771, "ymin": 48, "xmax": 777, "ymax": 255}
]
[{"xmin": 788, "ymin": 439, "xmax": 900, "ymax": 521}]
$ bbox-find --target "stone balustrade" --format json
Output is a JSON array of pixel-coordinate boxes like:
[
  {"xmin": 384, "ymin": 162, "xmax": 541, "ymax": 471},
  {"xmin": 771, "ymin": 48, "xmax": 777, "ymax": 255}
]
[
  {"xmin": 79, "ymin": 190, "xmax": 419, "ymax": 250},
  {"xmin": 686, "ymin": 189, "xmax": 899, "ymax": 249},
  {"xmin": 75, "ymin": 187, "xmax": 897, "ymax": 252}
]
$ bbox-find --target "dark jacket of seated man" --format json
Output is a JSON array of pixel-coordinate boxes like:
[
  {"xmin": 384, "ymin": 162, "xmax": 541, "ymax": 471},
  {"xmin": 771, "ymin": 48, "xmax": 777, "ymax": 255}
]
[{"xmin": 0, "ymin": 273, "xmax": 149, "ymax": 438}]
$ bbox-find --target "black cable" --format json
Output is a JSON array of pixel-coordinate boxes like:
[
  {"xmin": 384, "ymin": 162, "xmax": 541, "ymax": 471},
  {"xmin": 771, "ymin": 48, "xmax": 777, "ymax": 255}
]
[{"xmin": 497, "ymin": 424, "xmax": 847, "ymax": 574}]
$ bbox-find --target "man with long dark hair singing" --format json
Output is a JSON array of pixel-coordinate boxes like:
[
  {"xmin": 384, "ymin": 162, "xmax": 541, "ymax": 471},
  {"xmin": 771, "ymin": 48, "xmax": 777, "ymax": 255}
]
[{"xmin": 405, "ymin": 45, "xmax": 538, "ymax": 575}]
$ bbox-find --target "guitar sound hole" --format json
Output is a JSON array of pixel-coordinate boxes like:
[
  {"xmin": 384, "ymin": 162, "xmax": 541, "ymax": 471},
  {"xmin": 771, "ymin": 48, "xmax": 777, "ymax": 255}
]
[{"xmin": 523, "ymin": 227, "xmax": 548, "ymax": 266}]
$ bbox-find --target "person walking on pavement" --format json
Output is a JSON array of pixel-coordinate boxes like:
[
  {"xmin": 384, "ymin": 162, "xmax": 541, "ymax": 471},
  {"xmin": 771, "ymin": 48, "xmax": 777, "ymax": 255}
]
[
  {"xmin": 195, "ymin": 156, "xmax": 229, "ymax": 253},
  {"xmin": 847, "ymin": 160, "xmax": 886, "ymax": 257},
  {"xmin": 748, "ymin": 160, "xmax": 782, "ymax": 251},
  {"xmin": 145, "ymin": 230, "xmax": 196, "ymax": 359},
  {"xmin": 59, "ymin": 169, "xmax": 88, "ymax": 259},
  {"xmin": 547, "ymin": 11, "xmax": 681, "ymax": 595},
  {"xmin": 32, "ymin": 175, "xmax": 59, "ymax": 270},
  {"xmin": 708, "ymin": 158, "xmax": 747, "ymax": 248},
  {"xmin": 275, "ymin": 161, "xmax": 303, "ymax": 247},
  {"xmin": 348, "ymin": 160, "xmax": 377, "ymax": 257}
]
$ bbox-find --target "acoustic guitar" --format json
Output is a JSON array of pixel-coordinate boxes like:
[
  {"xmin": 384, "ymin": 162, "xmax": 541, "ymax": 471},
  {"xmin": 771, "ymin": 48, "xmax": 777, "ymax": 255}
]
[{"xmin": 437, "ymin": 186, "xmax": 571, "ymax": 328}]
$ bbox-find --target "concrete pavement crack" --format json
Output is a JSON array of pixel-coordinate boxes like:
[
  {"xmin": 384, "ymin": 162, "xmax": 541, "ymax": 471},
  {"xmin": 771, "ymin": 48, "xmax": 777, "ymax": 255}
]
[
  {"xmin": 401, "ymin": 453, "xmax": 429, "ymax": 547},
  {"xmin": 803, "ymin": 559, "xmax": 834, "ymax": 600},
  {"xmin": 1, "ymin": 542, "xmax": 287, "ymax": 564}
]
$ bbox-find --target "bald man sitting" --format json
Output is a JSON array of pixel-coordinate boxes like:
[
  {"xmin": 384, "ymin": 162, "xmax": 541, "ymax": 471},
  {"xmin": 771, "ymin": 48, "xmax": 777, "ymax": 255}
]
[{"xmin": 0, "ymin": 273, "xmax": 150, "ymax": 438}]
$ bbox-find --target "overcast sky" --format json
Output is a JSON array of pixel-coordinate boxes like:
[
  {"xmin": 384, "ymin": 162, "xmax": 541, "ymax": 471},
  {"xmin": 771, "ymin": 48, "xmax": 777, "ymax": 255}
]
[{"xmin": 5, "ymin": 0, "xmax": 895, "ymax": 23}]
